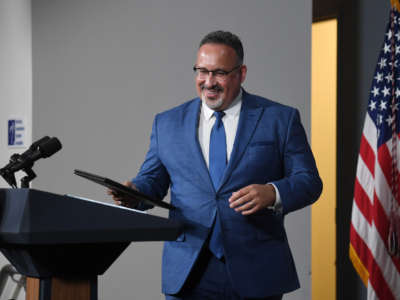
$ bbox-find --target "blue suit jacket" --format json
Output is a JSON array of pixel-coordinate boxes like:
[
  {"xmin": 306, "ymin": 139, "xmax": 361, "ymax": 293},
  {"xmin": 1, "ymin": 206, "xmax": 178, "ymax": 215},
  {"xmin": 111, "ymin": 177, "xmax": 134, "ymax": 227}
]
[{"xmin": 132, "ymin": 91, "xmax": 322, "ymax": 298}]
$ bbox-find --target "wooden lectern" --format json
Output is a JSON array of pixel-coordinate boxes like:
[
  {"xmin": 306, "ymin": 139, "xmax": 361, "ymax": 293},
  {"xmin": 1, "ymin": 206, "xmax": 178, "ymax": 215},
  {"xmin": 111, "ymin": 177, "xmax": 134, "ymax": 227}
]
[{"xmin": 0, "ymin": 189, "xmax": 182, "ymax": 300}]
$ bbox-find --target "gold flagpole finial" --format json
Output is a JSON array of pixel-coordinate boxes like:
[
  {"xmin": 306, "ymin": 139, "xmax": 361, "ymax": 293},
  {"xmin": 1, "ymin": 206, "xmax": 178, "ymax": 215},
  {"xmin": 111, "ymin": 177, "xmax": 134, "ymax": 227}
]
[{"xmin": 392, "ymin": 0, "xmax": 400, "ymax": 12}]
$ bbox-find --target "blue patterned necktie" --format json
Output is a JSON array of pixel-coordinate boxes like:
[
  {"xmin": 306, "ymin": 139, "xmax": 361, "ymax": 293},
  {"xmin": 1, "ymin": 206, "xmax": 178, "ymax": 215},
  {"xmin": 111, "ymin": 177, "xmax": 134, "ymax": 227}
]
[{"xmin": 208, "ymin": 111, "xmax": 226, "ymax": 258}]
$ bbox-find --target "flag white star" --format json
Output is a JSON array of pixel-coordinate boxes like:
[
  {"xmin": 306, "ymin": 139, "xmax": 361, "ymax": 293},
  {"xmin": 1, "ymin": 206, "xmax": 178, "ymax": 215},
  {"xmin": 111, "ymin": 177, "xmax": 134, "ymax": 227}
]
[
  {"xmin": 371, "ymin": 86, "xmax": 380, "ymax": 97},
  {"xmin": 385, "ymin": 72, "xmax": 394, "ymax": 83},
  {"xmin": 396, "ymin": 31, "xmax": 400, "ymax": 40},
  {"xmin": 380, "ymin": 100, "xmax": 387, "ymax": 110},
  {"xmin": 386, "ymin": 115, "xmax": 395, "ymax": 126},
  {"xmin": 382, "ymin": 86, "xmax": 391, "ymax": 97},
  {"xmin": 396, "ymin": 45, "xmax": 400, "ymax": 54},
  {"xmin": 375, "ymin": 72, "xmax": 384, "ymax": 82},
  {"xmin": 388, "ymin": 60, "xmax": 398, "ymax": 68},
  {"xmin": 378, "ymin": 58, "xmax": 387, "ymax": 69},
  {"xmin": 396, "ymin": 88, "xmax": 400, "ymax": 98},
  {"xmin": 369, "ymin": 100, "xmax": 377, "ymax": 111},
  {"xmin": 384, "ymin": 43, "xmax": 391, "ymax": 53},
  {"xmin": 377, "ymin": 114, "xmax": 383, "ymax": 125},
  {"xmin": 391, "ymin": 102, "xmax": 399, "ymax": 111},
  {"xmin": 386, "ymin": 30, "xmax": 393, "ymax": 40}
]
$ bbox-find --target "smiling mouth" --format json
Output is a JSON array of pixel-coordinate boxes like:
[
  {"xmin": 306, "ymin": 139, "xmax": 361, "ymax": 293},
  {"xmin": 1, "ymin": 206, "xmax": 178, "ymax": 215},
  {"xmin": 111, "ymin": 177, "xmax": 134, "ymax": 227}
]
[
  {"xmin": 204, "ymin": 89, "xmax": 220, "ymax": 98},
  {"xmin": 201, "ymin": 84, "xmax": 223, "ymax": 99}
]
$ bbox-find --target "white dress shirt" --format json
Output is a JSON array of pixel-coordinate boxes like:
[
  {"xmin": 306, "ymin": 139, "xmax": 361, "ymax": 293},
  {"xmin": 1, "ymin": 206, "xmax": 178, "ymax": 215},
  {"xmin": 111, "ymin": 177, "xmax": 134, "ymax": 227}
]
[
  {"xmin": 197, "ymin": 89, "xmax": 282, "ymax": 210},
  {"xmin": 198, "ymin": 90, "xmax": 242, "ymax": 168}
]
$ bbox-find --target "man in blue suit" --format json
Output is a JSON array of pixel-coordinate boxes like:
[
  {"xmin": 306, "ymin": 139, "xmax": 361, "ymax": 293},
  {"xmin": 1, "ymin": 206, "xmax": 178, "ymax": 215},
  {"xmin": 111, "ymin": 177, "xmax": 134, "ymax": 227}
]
[{"xmin": 112, "ymin": 31, "xmax": 322, "ymax": 300}]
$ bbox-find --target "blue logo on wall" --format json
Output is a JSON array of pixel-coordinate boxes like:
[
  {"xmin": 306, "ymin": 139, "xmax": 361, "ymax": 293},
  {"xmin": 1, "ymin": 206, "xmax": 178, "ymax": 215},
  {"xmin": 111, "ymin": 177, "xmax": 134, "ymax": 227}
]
[
  {"xmin": 8, "ymin": 119, "xmax": 24, "ymax": 146},
  {"xmin": 8, "ymin": 120, "xmax": 15, "ymax": 145}
]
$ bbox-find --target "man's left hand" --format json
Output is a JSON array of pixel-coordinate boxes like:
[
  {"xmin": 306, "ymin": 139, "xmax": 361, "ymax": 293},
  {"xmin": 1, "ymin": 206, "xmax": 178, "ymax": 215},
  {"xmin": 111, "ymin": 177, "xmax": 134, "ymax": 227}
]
[{"xmin": 229, "ymin": 184, "xmax": 276, "ymax": 215}]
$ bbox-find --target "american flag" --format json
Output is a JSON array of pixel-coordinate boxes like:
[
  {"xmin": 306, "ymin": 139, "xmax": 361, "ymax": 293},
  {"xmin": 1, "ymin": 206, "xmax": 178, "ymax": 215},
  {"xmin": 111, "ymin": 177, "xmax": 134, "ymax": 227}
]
[{"xmin": 350, "ymin": 5, "xmax": 400, "ymax": 300}]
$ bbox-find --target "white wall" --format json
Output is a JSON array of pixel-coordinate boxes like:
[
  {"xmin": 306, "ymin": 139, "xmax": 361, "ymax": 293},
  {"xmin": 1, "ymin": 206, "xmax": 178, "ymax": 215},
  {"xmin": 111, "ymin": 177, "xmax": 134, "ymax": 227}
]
[
  {"xmin": 0, "ymin": 0, "xmax": 32, "ymax": 173},
  {"xmin": 0, "ymin": 0, "xmax": 32, "ymax": 299}
]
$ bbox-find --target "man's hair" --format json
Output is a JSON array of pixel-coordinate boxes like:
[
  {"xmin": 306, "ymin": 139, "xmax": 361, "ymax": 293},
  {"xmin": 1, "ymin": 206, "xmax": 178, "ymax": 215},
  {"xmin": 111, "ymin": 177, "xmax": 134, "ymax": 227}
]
[{"xmin": 199, "ymin": 30, "xmax": 244, "ymax": 64}]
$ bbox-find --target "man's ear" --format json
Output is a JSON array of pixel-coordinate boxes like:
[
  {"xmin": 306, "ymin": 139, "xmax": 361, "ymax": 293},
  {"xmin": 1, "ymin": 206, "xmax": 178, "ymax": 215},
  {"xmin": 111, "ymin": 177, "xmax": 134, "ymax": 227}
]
[{"xmin": 240, "ymin": 64, "xmax": 247, "ymax": 84}]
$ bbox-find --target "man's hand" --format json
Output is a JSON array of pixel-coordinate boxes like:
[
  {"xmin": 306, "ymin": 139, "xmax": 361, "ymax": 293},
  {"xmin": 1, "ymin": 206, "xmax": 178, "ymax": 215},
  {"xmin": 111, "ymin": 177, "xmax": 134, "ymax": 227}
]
[
  {"xmin": 107, "ymin": 181, "xmax": 141, "ymax": 209},
  {"xmin": 229, "ymin": 184, "xmax": 276, "ymax": 215}
]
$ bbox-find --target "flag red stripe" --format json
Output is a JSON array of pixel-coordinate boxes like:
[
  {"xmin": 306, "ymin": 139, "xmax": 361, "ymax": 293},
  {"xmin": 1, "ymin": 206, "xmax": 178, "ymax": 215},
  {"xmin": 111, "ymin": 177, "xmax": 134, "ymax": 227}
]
[
  {"xmin": 354, "ymin": 178, "xmax": 373, "ymax": 224},
  {"xmin": 376, "ymin": 143, "xmax": 400, "ymax": 207},
  {"xmin": 376, "ymin": 141, "xmax": 400, "ymax": 213},
  {"xmin": 350, "ymin": 223, "xmax": 373, "ymax": 272},
  {"xmin": 350, "ymin": 224, "xmax": 396, "ymax": 300},
  {"xmin": 377, "ymin": 143, "xmax": 395, "ymax": 192},
  {"xmin": 373, "ymin": 192, "xmax": 400, "ymax": 273},
  {"xmin": 360, "ymin": 133, "xmax": 376, "ymax": 175}
]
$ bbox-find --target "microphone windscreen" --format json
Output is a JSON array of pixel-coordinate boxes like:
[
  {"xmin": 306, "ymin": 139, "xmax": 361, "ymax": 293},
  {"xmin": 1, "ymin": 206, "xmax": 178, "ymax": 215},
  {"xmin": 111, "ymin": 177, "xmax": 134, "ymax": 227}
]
[
  {"xmin": 30, "ymin": 136, "xmax": 50, "ymax": 151},
  {"xmin": 39, "ymin": 137, "xmax": 62, "ymax": 158}
]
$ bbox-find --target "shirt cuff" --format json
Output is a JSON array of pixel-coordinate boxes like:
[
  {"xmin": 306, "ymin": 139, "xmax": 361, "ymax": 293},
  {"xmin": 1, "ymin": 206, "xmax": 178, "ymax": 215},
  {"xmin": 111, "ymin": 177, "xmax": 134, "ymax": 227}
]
[{"xmin": 267, "ymin": 183, "xmax": 282, "ymax": 213}]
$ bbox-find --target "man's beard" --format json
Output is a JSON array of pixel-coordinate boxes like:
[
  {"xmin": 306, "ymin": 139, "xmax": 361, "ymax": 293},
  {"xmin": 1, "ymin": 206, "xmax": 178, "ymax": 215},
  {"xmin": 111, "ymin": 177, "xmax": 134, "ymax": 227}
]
[
  {"xmin": 202, "ymin": 94, "xmax": 223, "ymax": 110},
  {"xmin": 200, "ymin": 84, "xmax": 224, "ymax": 110}
]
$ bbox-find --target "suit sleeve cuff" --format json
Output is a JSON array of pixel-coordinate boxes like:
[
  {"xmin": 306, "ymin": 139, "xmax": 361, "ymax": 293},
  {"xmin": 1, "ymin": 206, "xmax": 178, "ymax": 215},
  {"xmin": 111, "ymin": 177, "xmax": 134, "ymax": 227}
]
[{"xmin": 267, "ymin": 183, "xmax": 283, "ymax": 213}]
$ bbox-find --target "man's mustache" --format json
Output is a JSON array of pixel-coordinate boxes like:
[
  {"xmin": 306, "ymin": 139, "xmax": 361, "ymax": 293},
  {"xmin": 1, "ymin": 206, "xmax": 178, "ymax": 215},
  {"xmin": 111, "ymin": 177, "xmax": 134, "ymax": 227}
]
[{"xmin": 200, "ymin": 84, "xmax": 224, "ymax": 93}]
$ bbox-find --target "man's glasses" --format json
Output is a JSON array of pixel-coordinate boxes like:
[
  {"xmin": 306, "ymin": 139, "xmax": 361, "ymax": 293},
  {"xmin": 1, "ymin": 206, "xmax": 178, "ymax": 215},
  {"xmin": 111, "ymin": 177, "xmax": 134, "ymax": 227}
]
[{"xmin": 193, "ymin": 65, "xmax": 241, "ymax": 80}]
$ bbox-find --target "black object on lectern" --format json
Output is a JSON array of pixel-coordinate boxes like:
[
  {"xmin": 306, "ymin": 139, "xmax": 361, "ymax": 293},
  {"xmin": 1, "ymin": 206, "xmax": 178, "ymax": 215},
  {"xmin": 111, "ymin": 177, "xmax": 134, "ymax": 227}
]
[
  {"xmin": 74, "ymin": 169, "xmax": 175, "ymax": 210},
  {"xmin": 0, "ymin": 188, "xmax": 182, "ymax": 278}
]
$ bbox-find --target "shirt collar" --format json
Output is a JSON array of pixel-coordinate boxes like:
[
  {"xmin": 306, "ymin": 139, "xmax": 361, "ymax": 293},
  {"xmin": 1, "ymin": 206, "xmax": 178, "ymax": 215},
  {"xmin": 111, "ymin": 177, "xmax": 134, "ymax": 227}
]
[{"xmin": 202, "ymin": 89, "xmax": 243, "ymax": 121}]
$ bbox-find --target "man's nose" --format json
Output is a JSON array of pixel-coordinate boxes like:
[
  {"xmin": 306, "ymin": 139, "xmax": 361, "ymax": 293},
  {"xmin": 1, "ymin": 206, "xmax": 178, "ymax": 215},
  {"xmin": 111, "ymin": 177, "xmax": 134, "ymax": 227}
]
[{"xmin": 205, "ymin": 72, "xmax": 217, "ymax": 86}]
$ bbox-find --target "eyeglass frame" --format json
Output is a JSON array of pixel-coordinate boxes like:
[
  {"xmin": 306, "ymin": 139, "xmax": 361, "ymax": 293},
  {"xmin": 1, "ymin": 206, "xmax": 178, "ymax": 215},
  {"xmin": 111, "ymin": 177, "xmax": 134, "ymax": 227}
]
[{"xmin": 193, "ymin": 64, "xmax": 242, "ymax": 80}]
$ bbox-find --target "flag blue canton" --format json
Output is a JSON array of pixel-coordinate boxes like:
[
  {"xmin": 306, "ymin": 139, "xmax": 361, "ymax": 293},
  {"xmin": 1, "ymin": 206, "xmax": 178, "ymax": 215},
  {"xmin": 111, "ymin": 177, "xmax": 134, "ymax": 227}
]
[{"xmin": 368, "ymin": 9, "xmax": 400, "ymax": 147}]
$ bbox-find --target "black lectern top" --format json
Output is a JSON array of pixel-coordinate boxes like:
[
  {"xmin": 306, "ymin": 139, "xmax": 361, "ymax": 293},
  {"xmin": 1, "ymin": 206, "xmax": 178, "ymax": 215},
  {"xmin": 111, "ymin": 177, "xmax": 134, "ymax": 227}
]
[
  {"xmin": 0, "ymin": 188, "xmax": 180, "ymax": 244},
  {"xmin": 0, "ymin": 188, "xmax": 182, "ymax": 277}
]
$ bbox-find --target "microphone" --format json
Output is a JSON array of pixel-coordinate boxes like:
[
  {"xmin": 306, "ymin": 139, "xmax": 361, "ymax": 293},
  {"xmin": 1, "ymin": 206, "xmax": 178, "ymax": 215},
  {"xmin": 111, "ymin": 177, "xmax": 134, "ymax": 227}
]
[
  {"xmin": 0, "ymin": 137, "xmax": 62, "ymax": 187},
  {"xmin": 0, "ymin": 136, "xmax": 50, "ymax": 172},
  {"xmin": 25, "ymin": 136, "xmax": 51, "ymax": 156},
  {"xmin": 37, "ymin": 137, "xmax": 62, "ymax": 158},
  {"xmin": 8, "ymin": 137, "xmax": 62, "ymax": 172}
]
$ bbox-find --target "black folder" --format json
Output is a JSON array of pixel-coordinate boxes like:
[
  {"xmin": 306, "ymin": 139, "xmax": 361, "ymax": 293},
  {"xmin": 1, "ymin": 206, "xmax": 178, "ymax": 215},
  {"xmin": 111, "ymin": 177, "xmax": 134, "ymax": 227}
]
[{"xmin": 74, "ymin": 169, "xmax": 174, "ymax": 210}]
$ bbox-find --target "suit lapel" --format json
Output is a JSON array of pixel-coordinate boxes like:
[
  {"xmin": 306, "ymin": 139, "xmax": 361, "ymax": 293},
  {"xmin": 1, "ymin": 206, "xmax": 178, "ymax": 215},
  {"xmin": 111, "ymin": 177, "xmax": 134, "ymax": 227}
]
[
  {"xmin": 184, "ymin": 98, "xmax": 215, "ymax": 191},
  {"xmin": 218, "ymin": 92, "xmax": 264, "ymax": 191}
]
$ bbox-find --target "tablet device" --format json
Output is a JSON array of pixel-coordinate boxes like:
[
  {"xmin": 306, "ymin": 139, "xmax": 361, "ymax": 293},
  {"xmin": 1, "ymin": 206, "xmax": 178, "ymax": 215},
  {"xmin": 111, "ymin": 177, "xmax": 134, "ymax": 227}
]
[{"xmin": 74, "ymin": 169, "xmax": 174, "ymax": 210}]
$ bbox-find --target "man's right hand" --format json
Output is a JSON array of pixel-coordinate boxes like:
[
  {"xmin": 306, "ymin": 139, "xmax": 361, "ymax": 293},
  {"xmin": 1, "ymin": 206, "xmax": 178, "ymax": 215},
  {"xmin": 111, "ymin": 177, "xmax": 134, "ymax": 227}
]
[{"xmin": 107, "ymin": 181, "xmax": 141, "ymax": 209}]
